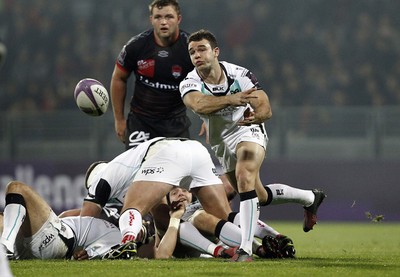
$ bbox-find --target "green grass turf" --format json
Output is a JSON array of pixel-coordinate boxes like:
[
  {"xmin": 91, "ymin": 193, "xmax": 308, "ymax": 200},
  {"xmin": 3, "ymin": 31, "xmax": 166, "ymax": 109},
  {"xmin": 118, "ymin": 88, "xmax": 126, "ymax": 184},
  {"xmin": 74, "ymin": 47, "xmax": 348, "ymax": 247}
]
[{"xmin": 8, "ymin": 222, "xmax": 400, "ymax": 277}]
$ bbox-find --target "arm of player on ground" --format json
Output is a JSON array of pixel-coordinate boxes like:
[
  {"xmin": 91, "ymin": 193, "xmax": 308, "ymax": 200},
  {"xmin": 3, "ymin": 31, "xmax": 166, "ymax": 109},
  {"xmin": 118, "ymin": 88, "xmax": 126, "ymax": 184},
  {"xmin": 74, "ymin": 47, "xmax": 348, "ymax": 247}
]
[{"xmin": 80, "ymin": 201, "xmax": 103, "ymax": 218}]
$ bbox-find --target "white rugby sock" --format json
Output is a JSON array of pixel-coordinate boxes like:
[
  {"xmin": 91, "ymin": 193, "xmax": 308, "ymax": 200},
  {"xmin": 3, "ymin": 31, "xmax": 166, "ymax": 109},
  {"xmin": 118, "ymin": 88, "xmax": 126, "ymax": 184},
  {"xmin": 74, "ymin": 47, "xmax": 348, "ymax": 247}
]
[
  {"xmin": 231, "ymin": 213, "xmax": 280, "ymax": 239},
  {"xmin": 217, "ymin": 220, "xmax": 241, "ymax": 247},
  {"xmin": 238, "ymin": 191, "xmax": 259, "ymax": 255},
  {"xmin": 119, "ymin": 209, "xmax": 142, "ymax": 243},
  {"xmin": 0, "ymin": 203, "xmax": 26, "ymax": 252},
  {"xmin": 254, "ymin": 220, "xmax": 280, "ymax": 238},
  {"xmin": 266, "ymin": 183, "xmax": 314, "ymax": 206},
  {"xmin": 179, "ymin": 222, "xmax": 219, "ymax": 256}
]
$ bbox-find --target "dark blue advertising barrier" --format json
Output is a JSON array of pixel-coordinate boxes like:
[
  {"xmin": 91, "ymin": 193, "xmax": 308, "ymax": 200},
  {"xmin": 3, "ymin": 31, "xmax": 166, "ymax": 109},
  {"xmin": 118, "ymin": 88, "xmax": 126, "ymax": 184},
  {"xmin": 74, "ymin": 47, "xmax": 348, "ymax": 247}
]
[
  {"xmin": 0, "ymin": 162, "xmax": 88, "ymax": 215},
  {"xmin": 0, "ymin": 160, "xmax": 399, "ymax": 221},
  {"xmin": 253, "ymin": 160, "xmax": 400, "ymax": 222}
]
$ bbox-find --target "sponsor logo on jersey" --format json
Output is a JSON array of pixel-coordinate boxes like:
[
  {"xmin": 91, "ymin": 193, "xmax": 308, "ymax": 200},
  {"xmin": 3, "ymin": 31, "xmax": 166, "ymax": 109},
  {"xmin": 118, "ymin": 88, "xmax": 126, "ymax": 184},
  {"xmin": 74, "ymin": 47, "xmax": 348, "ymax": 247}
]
[
  {"xmin": 60, "ymin": 223, "xmax": 66, "ymax": 233},
  {"xmin": 250, "ymin": 127, "xmax": 262, "ymax": 139},
  {"xmin": 246, "ymin": 71, "xmax": 260, "ymax": 86},
  {"xmin": 128, "ymin": 131, "xmax": 150, "ymax": 148},
  {"xmin": 172, "ymin": 65, "xmax": 182, "ymax": 79},
  {"xmin": 141, "ymin": 167, "xmax": 165, "ymax": 175},
  {"xmin": 213, "ymin": 106, "xmax": 237, "ymax": 116},
  {"xmin": 39, "ymin": 234, "xmax": 56, "ymax": 252},
  {"xmin": 137, "ymin": 59, "xmax": 155, "ymax": 78},
  {"xmin": 250, "ymin": 127, "xmax": 260, "ymax": 133},
  {"xmin": 158, "ymin": 50, "xmax": 169, "ymax": 58},
  {"xmin": 138, "ymin": 76, "xmax": 179, "ymax": 91},
  {"xmin": 102, "ymin": 207, "xmax": 120, "ymax": 223},
  {"xmin": 212, "ymin": 86, "xmax": 225, "ymax": 92},
  {"xmin": 181, "ymin": 83, "xmax": 196, "ymax": 89}
]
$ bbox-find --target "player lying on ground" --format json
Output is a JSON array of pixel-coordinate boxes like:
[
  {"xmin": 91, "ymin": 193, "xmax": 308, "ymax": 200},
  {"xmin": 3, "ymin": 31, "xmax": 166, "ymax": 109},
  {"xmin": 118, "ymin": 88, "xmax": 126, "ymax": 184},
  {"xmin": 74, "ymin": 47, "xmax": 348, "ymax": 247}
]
[
  {"xmin": 0, "ymin": 181, "xmax": 188, "ymax": 260},
  {"xmin": 0, "ymin": 181, "xmax": 121, "ymax": 260},
  {"xmin": 167, "ymin": 187, "xmax": 295, "ymax": 258}
]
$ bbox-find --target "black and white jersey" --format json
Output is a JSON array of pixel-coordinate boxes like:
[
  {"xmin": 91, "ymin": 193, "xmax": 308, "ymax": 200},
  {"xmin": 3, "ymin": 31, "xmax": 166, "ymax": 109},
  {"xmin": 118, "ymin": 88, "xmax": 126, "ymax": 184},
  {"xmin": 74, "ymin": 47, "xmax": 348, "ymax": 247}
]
[{"xmin": 180, "ymin": 61, "xmax": 264, "ymax": 146}]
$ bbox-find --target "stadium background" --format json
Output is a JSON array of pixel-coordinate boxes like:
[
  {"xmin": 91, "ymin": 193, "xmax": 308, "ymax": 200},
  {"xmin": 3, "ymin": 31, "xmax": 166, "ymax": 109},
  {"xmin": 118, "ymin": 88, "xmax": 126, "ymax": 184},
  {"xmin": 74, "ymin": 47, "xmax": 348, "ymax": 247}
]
[{"xmin": 0, "ymin": 0, "xmax": 399, "ymax": 221}]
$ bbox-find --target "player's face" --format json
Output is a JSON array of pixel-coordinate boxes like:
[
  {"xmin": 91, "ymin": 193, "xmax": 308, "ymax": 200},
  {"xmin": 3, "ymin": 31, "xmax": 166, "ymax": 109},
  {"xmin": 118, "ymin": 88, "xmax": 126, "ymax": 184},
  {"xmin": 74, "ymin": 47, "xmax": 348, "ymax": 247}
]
[
  {"xmin": 150, "ymin": 5, "xmax": 181, "ymax": 43},
  {"xmin": 188, "ymin": 39, "xmax": 219, "ymax": 70},
  {"xmin": 169, "ymin": 187, "xmax": 192, "ymax": 206}
]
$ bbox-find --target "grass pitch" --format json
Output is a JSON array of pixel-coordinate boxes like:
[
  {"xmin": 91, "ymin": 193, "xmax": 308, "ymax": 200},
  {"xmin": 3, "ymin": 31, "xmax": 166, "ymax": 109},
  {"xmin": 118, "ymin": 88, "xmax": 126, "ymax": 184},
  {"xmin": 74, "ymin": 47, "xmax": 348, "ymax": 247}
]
[{"xmin": 9, "ymin": 222, "xmax": 400, "ymax": 277}]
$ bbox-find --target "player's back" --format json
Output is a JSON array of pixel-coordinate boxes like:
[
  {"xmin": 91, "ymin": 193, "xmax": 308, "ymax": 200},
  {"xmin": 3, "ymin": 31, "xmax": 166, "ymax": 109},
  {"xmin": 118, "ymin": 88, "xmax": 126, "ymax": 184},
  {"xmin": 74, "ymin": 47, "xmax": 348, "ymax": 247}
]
[{"xmin": 61, "ymin": 216, "xmax": 121, "ymax": 259}]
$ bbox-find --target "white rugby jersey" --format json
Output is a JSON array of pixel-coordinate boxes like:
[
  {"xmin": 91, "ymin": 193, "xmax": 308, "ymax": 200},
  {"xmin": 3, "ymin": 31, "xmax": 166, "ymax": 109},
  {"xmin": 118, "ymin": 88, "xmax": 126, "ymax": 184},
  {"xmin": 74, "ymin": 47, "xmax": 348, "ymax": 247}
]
[
  {"xmin": 179, "ymin": 61, "xmax": 264, "ymax": 147},
  {"xmin": 85, "ymin": 137, "xmax": 166, "ymax": 207},
  {"xmin": 61, "ymin": 216, "xmax": 121, "ymax": 259}
]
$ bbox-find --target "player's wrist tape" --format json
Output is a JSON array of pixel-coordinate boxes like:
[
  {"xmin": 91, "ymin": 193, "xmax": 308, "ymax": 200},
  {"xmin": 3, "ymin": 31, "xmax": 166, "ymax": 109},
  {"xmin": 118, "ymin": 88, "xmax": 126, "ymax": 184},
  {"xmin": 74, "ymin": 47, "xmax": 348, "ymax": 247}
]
[{"xmin": 169, "ymin": 218, "xmax": 181, "ymax": 229}]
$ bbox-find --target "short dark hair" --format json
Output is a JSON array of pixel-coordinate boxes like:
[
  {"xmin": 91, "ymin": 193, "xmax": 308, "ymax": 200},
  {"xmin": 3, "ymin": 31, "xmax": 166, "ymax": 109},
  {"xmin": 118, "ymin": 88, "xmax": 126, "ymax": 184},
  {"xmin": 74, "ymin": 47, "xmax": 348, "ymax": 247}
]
[
  {"xmin": 149, "ymin": 0, "xmax": 181, "ymax": 15},
  {"xmin": 188, "ymin": 29, "xmax": 218, "ymax": 49}
]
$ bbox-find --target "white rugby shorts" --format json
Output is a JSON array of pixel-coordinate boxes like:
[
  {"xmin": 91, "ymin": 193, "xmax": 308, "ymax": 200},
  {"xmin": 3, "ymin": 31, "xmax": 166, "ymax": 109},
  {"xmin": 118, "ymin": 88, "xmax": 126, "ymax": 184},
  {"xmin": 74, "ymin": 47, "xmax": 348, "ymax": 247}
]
[
  {"xmin": 134, "ymin": 139, "xmax": 222, "ymax": 189},
  {"xmin": 211, "ymin": 125, "xmax": 268, "ymax": 173},
  {"xmin": 16, "ymin": 212, "xmax": 70, "ymax": 259}
]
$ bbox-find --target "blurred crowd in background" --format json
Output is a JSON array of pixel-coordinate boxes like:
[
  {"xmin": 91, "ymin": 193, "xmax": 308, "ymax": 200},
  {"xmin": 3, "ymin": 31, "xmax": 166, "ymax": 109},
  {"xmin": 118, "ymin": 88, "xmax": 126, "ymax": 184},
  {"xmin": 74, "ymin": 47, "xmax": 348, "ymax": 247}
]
[{"xmin": 1, "ymin": 0, "xmax": 400, "ymax": 113}]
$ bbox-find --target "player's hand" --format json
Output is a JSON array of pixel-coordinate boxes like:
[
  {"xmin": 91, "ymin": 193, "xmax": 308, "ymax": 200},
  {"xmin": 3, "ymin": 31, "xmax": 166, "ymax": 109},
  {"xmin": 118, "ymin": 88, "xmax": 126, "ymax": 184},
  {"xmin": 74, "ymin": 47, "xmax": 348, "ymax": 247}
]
[
  {"xmin": 73, "ymin": 249, "xmax": 89, "ymax": 261},
  {"xmin": 169, "ymin": 200, "xmax": 185, "ymax": 219},
  {"xmin": 238, "ymin": 107, "xmax": 259, "ymax": 126},
  {"xmin": 230, "ymin": 88, "xmax": 258, "ymax": 107},
  {"xmin": 198, "ymin": 122, "xmax": 209, "ymax": 144},
  {"xmin": 115, "ymin": 119, "xmax": 126, "ymax": 144}
]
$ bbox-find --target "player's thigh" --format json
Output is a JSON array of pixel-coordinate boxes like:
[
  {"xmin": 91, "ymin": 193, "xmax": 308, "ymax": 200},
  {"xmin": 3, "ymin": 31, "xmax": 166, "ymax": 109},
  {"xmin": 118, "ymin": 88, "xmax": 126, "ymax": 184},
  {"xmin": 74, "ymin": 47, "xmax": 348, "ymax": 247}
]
[
  {"xmin": 193, "ymin": 184, "xmax": 231, "ymax": 220},
  {"xmin": 150, "ymin": 199, "xmax": 170, "ymax": 234},
  {"xmin": 236, "ymin": 141, "xmax": 265, "ymax": 171},
  {"xmin": 6, "ymin": 181, "xmax": 52, "ymax": 233},
  {"xmin": 122, "ymin": 181, "xmax": 173, "ymax": 216},
  {"xmin": 191, "ymin": 210, "xmax": 220, "ymax": 235}
]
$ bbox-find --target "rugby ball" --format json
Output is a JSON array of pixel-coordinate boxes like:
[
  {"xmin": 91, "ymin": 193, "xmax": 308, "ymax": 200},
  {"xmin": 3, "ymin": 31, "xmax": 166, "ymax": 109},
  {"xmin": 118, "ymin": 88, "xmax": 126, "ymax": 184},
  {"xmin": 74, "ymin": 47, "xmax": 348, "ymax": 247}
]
[{"xmin": 74, "ymin": 78, "xmax": 109, "ymax": 116}]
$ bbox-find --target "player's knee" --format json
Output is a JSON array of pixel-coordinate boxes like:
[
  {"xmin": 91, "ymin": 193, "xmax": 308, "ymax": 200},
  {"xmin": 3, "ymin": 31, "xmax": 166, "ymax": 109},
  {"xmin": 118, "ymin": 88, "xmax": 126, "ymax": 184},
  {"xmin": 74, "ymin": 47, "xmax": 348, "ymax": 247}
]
[{"xmin": 5, "ymin": 180, "xmax": 28, "ymax": 194}]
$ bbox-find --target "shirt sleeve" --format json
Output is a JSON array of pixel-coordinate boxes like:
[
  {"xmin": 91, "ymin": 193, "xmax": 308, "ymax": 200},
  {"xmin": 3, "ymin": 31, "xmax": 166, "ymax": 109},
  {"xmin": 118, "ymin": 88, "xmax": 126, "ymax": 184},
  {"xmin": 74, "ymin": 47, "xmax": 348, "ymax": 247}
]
[{"xmin": 179, "ymin": 77, "xmax": 202, "ymax": 98}]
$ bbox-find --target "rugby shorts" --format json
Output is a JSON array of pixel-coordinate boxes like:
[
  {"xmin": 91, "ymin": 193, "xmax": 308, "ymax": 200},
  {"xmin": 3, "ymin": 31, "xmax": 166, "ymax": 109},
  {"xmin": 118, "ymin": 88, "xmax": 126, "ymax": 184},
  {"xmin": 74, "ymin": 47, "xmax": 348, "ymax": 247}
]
[
  {"xmin": 211, "ymin": 124, "xmax": 268, "ymax": 173},
  {"xmin": 133, "ymin": 139, "xmax": 222, "ymax": 189}
]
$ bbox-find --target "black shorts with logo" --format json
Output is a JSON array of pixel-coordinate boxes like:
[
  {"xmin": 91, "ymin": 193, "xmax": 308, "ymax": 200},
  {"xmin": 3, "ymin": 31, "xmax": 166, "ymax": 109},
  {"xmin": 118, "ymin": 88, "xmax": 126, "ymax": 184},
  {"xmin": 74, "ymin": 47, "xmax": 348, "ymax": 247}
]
[{"xmin": 125, "ymin": 112, "xmax": 191, "ymax": 149}]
